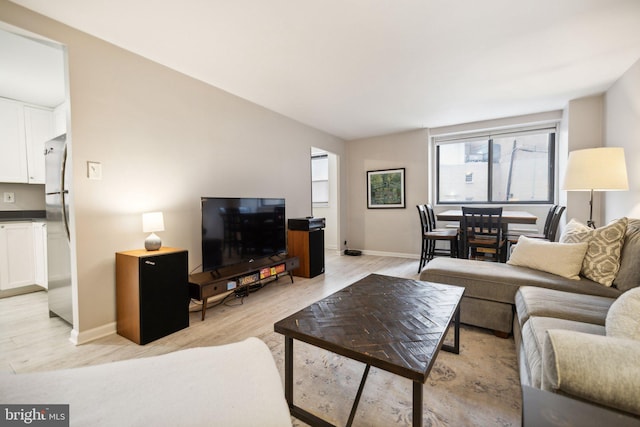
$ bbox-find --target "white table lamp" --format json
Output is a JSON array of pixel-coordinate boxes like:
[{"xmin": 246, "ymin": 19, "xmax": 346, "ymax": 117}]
[
  {"xmin": 562, "ymin": 147, "xmax": 628, "ymax": 228},
  {"xmin": 142, "ymin": 212, "xmax": 164, "ymax": 251}
]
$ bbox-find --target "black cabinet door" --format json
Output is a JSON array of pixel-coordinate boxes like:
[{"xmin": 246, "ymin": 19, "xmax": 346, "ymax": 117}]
[
  {"xmin": 308, "ymin": 229, "xmax": 325, "ymax": 278},
  {"xmin": 139, "ymin": 251, "xmax": 189, "ymax": 344}
]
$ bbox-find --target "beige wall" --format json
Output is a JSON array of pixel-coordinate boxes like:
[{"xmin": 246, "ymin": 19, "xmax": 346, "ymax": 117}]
[
  {"xmin": 345, "ymin": 129, "xmax": 429, "ymax": 257},
  {"xmin": 563, "ymin": 95, "xmax": 605, "ymax": 226},
  {"xmin": 605, "ymin": 57, "xmax": 640, "ymax": 220},
  {"xmin": 0, "ymin": 1, "xmax": 345, "ymax": 343}
]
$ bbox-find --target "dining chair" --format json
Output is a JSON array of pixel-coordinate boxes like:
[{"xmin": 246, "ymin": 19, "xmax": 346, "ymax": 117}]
[
  {"xmin": 506, "ymin": 205, "xmax": 555, "ymax": 246},
  {"xmin": 545, "ymin": 205, "xmax": 566, "ymax": 241},
  {"xmin": 461, "ymin": 206, "xmax": 506, "ymax": 262},
  {"xmin": 416, "ymin": 204, "xmax": 458, "ymax": 272},
  {"xmin": 506, "ymin": 205, "xmax": 565, "ymax": 247}
]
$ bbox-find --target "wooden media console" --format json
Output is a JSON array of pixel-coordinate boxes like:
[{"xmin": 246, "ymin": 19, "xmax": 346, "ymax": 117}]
[{"xmin": 188, "ymin": 254, "xmax": 299, "ymax": 320}]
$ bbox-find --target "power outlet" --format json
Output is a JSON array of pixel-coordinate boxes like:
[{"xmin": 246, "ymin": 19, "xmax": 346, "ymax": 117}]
[{"xmin": 3, "ymin": 192, "xmax": 15, "ymax": 203}]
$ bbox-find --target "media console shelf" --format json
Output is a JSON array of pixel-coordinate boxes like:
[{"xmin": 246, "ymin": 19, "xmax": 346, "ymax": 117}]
[{"xmin": 188, "ymin": 254, "xmax": 299, "ymax": 321}]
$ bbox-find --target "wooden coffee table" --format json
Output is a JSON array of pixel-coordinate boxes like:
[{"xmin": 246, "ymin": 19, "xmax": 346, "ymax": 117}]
[{"xmin": 274, "ymin": 273, "xmax": 464, "ymax": 427}]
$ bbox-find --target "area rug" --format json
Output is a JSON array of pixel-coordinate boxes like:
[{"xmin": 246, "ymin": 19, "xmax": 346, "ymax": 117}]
[{"xmin": 260, "ymin": 325, "xmax": 521, "ymax": 426}]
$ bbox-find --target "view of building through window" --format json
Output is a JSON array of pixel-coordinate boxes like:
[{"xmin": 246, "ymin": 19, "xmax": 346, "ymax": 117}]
[{"xmin": 437, "ymin": 130, "xmax": 555, "ymax": 204}]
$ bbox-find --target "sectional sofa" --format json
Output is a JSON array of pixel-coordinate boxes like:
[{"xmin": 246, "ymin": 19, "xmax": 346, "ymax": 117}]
[{"xmin": 421, "ymin": 217, "xmax": 640, "ymax": 417}]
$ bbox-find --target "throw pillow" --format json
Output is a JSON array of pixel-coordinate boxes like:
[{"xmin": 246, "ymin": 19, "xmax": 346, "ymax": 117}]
[
  {"xmin": 559, "ymin": 217, "xmax": 628, "ymax": 287},
  {"xmin": 606, "ymin": 287, "xmax": 640, "ymax": 340},
  {"xmin": 613, "ymin": 218, "xmax": 640, "ymax": 292},
  {"xmin": 507, "ymin": 236, "xmax": 588, "ymax": 280}
]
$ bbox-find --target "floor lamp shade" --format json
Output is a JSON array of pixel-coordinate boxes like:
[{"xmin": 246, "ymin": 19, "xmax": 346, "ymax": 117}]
[
  {"xmin": 562, "ymin": 147, "xmax": 629, "ymax": 191},
  {"xmin": 562, "ymin": 147, "xmax": 629, "ymax": 227},
  {"xmin": 143, "ymin": 212, "xmax": 164, "ymax": 251}
]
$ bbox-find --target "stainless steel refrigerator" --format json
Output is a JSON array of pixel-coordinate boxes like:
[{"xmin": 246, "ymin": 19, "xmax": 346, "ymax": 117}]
[{"xmin": 45, "ymin": 133, "xmax": 72, "ymax": 325}]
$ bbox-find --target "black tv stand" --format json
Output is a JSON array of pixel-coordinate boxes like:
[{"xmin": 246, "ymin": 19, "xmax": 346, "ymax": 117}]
[{"xmin": 188, "ymin": 254, "xmax": 299, "ymax": 321}]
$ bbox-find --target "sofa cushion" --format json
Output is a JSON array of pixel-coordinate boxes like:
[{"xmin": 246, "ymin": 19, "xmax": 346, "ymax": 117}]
[
  {"xmin": 420, "ymin": 258, "xmax": 621, "ymax": 306},
  {"xmin": 606, "ymin": 287, "xmax": 640, "ymax": 340},
  {"xmin": 515, "ymin": 286, "xmax": 614, "ymax": 329},
  {"xmin": 507, "ymin": 236, "xmax": 587, "ymax": 280},
  {"xmin": 521, "ymin": 316, "xmax": 604, "ymax": 388},
  {"xmin": 560, "ymin": 217, "xmax": 627, "ymax": 287},
  {"xmin": 613, "ymin": 218, "xmax": 640, "ymax": 292}
]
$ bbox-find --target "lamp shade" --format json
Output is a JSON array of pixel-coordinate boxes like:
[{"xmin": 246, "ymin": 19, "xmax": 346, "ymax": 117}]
[
  {"xmin": 142, "ymin": 212, "xmax": 164, "ymax": 233},
  {"xmin": 562, "ymin": 147, "xmax": 629, "ymax": 191}
]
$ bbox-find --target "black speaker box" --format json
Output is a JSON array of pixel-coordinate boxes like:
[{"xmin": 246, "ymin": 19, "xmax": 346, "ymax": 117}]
[{"xmin": 307, "ymin": 229, "xmax": 325, "ymax": 277}]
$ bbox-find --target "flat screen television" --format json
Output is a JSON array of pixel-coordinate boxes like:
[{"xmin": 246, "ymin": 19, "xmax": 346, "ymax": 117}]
[{"xmin": 201, "ymin": 197, "xmax": 286, "ymax": 272}]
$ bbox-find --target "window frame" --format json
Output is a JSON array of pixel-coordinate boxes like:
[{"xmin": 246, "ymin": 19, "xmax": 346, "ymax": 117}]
[{"xmin": 434, "ymin": 126, "xmax": 557, "ymax": 205}]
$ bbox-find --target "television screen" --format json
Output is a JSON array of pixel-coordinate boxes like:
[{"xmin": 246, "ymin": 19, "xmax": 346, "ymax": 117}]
[{"xmin": 201, "ymin": 197, "xmax": 286, "ymax": 272}]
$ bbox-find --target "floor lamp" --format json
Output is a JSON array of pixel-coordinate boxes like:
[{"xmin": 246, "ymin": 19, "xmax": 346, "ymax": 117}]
[{"xmin": 561, "ymin": 147, "xmax": 629, "ymax": 228}]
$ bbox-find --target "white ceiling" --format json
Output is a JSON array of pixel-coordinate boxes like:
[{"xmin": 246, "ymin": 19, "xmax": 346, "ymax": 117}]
[{"xmin": 8, "ymin": 0, "xmax": 640, "ymax": 140}]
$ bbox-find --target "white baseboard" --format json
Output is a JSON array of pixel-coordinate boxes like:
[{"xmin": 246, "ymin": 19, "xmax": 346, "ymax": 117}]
[
  {"xmin": 359, "ymin": 249, "xmax": 420, "ymax": 259},
  {"xmin": 70, "ymin": 322, "xmax": 116, "ymax": 345}
]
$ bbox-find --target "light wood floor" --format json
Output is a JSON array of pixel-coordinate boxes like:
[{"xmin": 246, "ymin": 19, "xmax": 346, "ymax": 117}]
[{"xmin": 0, "ymin": 252, "xmax": 420, "ymax": 374}]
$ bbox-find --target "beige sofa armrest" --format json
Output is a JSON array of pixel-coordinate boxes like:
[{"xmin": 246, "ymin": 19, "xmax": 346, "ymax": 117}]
[{"xmin": 543, "ymin": 329, "xmax": 640, "ymax": 416}]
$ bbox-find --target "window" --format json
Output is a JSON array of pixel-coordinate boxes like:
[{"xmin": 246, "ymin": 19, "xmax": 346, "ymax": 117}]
[
  {"xmin": 311, "ymin": 154, "xmax": 329, "ymax": 206},
  {"xmin": 436, "ymin": 127, "xmax": 556, "ymax": 204},
  {"xmin": 465, "ymin": 172, "xmax": 473, "ymax": 183}
]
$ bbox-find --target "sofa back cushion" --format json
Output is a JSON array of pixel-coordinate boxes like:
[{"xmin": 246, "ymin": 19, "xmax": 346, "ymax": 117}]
[
  {"xmin": 606, "ymin": 287, "xmax": 640, "ymax": 340},
  {"xmin": 613, "ymin": 218, "xmax": 640, "ymax": 292},
  {"xmin": 560, "ymin": 217, "xmax": 627, "ymax": 287}
]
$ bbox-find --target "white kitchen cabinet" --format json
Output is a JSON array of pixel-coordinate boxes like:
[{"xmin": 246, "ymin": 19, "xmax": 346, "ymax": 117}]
[
  {"xmin": 0, "ymin": 98, "xmax": 28, "ymax": 183},
  {"xmin": 0, "ymin": 98, "xmax": 54, "ymax": 184},
  {"xmin": 24, "ymin": 106, "xmax": 54, "ymax": 184},
  {"xmin": 33, "ymin": 222, "xmax": 48, "ymax": 289},
  {"xmin": 0, "ymin": 222, "xmax": 36, "ymax": 290}
]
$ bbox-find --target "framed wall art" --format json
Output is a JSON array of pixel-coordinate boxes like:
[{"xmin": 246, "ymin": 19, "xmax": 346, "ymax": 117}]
[{"xmin": 367, "ymin": 168, "xmax": 405, "ymax": 209}]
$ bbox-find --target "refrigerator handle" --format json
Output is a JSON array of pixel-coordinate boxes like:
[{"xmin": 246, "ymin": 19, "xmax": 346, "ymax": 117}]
[{"xmin": 61, "ymin": 144, "xmax": 71, "ymax": 242}]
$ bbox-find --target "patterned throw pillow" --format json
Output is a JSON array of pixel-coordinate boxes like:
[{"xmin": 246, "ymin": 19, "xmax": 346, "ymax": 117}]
[{"xmin": 559, "ymin": 217, "xmax": 628, "ymax": 287}]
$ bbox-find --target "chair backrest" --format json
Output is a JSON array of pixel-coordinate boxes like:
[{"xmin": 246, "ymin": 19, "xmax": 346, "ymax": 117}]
[
  {"xmin": 416, "ymin": 205, "xmax": 429, "ymax": 233},
  {"xmin": 425, "ymin": 204, "xmax": 437, "ymax": 231},
  {"xmin": 546, "ymin": 205, "xmax": 566, "ymax": 241},
  {"xmin": 541, "ymin": 205, "xmax": 558, "ymax": 237},
  {"xmin": 461, "ymin": 207, "xmax": 504, "ymax": 255}
]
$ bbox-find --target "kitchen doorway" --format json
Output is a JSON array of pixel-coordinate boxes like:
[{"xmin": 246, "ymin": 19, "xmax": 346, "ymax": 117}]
[
  {"xmin": 0, "ymin": 23, "xmax": 74, "ymax": 327},
  {"xmin": 311, "ymin": 147, "xmax": 339, "ymax": 251}
]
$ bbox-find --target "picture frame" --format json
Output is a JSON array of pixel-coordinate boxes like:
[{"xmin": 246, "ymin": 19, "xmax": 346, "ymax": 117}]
[{"xmin": 367, "ymin": 168, "xmax": 406, "ymax": 209}]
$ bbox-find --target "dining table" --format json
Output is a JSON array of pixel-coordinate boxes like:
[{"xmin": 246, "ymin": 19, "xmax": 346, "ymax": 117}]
[{"xmin": 436, "ymin": 209, "xmax": 538, "ymax": 229}]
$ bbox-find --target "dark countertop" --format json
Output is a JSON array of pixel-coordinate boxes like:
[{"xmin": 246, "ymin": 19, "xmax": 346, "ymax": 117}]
[{"xmin": 0, "ymin": 210, "xmax": 46, "ymax": 221}]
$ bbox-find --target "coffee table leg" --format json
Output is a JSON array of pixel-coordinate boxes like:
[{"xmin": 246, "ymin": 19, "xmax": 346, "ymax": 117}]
[
  {"xmin": 284, "ymin": 336, "xmax": 336, "ymax": 427},
  {"xmin": 413, "ymin": 381, "xmax": 423, "ymax": 427},
  {"xmin": 346, "ymin": 364, "xmax": 371, "ymax": 427},
  {"xmin": 284, "ymin": 336, "xmax": 293, "ymax": 406},
  {"xmin": 441, "ymin": 304, "xmax": 460, "ymax": 354}
]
